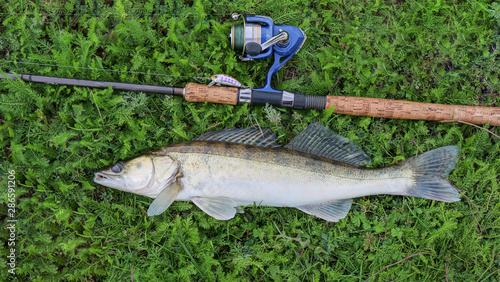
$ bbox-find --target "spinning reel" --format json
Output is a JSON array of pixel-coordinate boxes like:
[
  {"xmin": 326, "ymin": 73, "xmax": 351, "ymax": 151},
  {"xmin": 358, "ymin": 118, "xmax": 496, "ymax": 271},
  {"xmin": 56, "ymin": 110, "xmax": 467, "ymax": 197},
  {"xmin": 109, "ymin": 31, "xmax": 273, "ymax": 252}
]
[{"xmin": 229, "ymin": 13, "xmax": 306, "ymax": 93}]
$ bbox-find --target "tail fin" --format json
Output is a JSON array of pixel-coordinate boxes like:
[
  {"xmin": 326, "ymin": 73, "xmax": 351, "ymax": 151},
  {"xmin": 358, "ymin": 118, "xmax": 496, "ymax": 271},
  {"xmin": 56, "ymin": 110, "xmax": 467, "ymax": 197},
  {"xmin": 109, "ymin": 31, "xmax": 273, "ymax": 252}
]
[{"xmin": 403, "ymin": 146, "xmax": 460, "ymax": 202}]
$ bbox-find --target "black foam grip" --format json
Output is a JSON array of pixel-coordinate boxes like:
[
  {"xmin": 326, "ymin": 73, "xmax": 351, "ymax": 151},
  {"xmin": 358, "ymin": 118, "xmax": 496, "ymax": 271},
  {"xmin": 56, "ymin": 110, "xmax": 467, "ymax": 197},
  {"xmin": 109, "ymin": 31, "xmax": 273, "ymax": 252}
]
[
  {"xmin": 251, "ymin": 90, "xmax": 282, "ymax": 106},
  {"xmin": 303, "ymin": 95, "xmax": 327, "ymax": 110}
]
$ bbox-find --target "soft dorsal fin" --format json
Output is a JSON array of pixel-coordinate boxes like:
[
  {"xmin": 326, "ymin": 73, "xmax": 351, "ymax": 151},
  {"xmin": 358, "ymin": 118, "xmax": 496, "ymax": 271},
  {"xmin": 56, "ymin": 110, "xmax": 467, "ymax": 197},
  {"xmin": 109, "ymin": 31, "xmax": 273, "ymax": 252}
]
[
  {"xmin": 194, "ymin": 127, "xmax": 281, "ymax": 148},
  {"xmin": 285, "ymin": 123, "xmax": 371, "ymax": 167}
]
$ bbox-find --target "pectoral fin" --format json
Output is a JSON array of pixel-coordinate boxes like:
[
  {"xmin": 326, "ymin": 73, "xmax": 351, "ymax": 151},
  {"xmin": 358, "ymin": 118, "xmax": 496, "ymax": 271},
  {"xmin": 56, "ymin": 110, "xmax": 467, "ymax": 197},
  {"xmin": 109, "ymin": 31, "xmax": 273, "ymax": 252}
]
[
  {"xmin": 147, "ymin": 181, "xmax": 183, "ymax": 216},
  {"xmin": 296, "ymin": 199, "xmax": 353, "ymax": 222},
  {"xmin": 191, "ymin": 197, "xmax": 238, "ymax": 220}
]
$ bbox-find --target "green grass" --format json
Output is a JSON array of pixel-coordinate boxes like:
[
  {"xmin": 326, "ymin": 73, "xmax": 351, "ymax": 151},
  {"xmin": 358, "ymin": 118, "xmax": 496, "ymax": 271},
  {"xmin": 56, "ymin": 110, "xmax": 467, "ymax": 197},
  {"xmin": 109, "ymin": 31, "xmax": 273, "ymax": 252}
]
[{"xmin": 1, "ymin": 0, "xmax": 499, "ymax": 280}]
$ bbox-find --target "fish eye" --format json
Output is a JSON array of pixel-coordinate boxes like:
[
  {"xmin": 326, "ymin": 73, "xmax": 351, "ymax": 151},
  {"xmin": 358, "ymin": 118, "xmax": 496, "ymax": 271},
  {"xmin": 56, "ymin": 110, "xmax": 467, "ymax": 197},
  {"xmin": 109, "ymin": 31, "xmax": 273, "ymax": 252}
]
[{"xmin": 111, "ymin": 163, "xmax": 124, "ymax": 173}]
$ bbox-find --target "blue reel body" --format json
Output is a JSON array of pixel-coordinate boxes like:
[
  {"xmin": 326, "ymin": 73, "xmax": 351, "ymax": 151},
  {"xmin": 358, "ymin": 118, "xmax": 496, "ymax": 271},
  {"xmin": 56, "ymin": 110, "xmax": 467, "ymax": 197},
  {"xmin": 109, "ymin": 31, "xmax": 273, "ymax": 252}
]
[{"xmin": 230, "ymin": 14, "xmax": 306, "ymax": 93}]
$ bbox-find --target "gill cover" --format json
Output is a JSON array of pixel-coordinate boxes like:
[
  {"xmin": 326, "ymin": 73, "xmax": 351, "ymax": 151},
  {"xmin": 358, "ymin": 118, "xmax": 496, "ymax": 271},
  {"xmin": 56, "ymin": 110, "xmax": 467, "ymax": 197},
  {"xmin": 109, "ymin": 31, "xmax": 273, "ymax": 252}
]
[{"xmin": 94, "ymin": 155, "xmax": 179, "ymax": 198}]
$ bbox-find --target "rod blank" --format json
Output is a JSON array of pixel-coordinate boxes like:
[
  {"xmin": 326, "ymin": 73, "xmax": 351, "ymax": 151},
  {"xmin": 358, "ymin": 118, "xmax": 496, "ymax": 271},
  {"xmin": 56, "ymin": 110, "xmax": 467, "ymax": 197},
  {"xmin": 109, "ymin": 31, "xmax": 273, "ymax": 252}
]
[{"xmin": 1, "ymin": 73, "xmax": 184, "ymax": 95}]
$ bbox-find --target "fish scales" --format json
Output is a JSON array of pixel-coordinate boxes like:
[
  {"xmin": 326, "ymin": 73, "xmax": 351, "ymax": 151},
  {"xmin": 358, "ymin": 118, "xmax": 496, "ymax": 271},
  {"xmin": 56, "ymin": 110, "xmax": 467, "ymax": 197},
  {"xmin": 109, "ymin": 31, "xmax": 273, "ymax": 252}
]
[
  {"xmin": 153, "ymin": 141, "xmax": 413, "ymax": 207},
  {"xmin": 94, "ymin": 123, "xmax": 460, "ymax": 222}
]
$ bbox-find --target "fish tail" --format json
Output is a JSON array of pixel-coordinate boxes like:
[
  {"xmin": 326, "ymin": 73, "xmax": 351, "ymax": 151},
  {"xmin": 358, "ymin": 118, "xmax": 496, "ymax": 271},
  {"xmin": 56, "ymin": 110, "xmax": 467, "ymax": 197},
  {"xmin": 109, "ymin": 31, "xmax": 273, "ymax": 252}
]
[{"xmin": 403, "ymin": 146, "xmax": 461, "ymax": 202}]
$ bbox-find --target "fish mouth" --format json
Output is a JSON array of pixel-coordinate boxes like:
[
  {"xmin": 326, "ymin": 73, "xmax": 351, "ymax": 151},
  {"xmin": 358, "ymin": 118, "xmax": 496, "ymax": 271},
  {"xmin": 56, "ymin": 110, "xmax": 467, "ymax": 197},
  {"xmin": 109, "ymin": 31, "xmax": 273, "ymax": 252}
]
[{"xmin": 94, "ymin": 172, "xmax": 109, "ymax": 182}]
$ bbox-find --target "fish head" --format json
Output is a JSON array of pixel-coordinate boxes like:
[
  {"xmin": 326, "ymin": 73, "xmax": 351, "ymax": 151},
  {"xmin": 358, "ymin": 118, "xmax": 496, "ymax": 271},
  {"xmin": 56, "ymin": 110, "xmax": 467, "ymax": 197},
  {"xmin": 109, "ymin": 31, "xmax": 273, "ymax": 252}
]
[{"xmin": 94, "ymin": 154, "xmax": 178, "ymax": 198}]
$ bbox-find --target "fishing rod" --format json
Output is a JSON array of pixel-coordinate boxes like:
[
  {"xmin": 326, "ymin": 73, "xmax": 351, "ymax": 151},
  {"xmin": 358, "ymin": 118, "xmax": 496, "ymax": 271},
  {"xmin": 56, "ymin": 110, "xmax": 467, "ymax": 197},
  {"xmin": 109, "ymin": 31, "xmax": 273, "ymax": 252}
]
[
  {"xmin": 1, "ymin": 13, "xmax": 499, "ymax": 126},
  {"xmin": 4, "ymin": 72, "xmax": 499, "ymax": 126}
]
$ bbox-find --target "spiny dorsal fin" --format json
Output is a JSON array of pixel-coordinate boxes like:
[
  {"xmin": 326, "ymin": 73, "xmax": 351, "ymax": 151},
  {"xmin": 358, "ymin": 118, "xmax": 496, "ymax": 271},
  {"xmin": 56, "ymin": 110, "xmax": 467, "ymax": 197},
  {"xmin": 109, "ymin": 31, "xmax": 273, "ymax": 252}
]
[
  {"xmin": 194, "ymin": 127, "xmax": 281, "ymax": 148},
  {"xmin": 285, "ymin": 123, "xmax": 371, "ymax": 167}
]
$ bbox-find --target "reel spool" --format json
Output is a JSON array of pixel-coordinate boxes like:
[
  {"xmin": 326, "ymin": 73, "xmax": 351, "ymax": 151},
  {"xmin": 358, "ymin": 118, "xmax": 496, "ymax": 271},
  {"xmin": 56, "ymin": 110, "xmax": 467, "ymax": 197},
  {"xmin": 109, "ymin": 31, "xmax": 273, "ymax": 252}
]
[{"xmin": 229, "ymin": 13, "xmax": 306, "ymax": 93}]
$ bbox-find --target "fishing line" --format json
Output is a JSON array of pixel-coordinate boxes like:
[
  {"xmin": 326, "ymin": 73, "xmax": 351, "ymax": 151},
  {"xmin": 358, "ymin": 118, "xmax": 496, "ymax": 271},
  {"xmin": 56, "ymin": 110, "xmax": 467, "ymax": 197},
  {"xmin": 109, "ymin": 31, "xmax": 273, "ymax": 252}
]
[
  {"xmin": 0, "ymin": 60, "xmax": 212, "ymax": 82},
  {"xmin": 0, "ymin": 12, "xmax": 229, "ymax": 17},
  {"xmin": 0, "ymin": 9, "xmax": 234, "ymax": 83}
]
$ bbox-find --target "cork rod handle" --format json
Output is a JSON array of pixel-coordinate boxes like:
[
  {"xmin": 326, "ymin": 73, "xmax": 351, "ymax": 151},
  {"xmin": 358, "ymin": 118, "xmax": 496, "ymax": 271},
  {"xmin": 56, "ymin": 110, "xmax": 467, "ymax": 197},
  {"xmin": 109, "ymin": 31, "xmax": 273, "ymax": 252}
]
[
  {"xmin": 184, "ymin": 83, "xmax": 239, "ymax": 105},
  {"xmin": 326, "ymin": 96, "xmax": 500, "ymax": 126},
  {"xmin": 181, "ymin": 83, "xmax": 499, "ymax": 126}
]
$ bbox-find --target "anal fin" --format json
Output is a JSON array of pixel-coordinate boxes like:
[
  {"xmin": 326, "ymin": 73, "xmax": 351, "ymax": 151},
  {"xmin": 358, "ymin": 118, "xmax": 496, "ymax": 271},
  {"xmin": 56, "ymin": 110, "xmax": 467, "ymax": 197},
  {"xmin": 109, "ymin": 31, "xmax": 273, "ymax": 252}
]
[
  {"xmin": 296, "ymin": 199, "xmax": 353, "ymax": 222},
  {"xmin": 191, "ymin": 197, "xmax": 238, "ymax": 220},
  {"xmin": 147, "ymin": 181, "xmax": 183, "ymax": 216}
]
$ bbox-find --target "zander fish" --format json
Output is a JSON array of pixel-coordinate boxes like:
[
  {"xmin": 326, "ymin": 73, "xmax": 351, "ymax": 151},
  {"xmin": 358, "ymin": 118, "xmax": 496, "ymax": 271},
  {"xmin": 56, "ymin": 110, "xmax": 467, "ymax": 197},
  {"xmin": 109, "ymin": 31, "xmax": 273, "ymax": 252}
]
[{"xmin": 94, "ymin": 123, "xmax": 460, "ymax": 222}]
